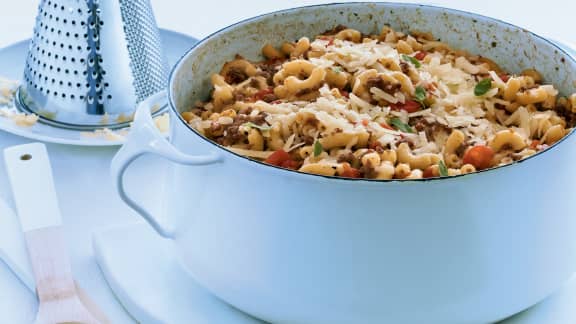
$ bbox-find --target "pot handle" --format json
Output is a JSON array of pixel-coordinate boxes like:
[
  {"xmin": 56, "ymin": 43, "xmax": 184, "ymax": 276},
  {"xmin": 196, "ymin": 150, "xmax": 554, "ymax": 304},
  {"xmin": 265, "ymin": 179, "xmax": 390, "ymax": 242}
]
[{"xmin": 111, "ymin": 91, "xmax": 221, "ymax": 239}]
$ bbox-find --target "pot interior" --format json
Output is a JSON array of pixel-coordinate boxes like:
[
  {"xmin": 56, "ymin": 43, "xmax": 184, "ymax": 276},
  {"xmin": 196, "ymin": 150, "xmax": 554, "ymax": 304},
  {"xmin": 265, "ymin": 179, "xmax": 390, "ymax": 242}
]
[{"xmin": 170, "ymin": 2, "xmax": 576, "ymax": 116}]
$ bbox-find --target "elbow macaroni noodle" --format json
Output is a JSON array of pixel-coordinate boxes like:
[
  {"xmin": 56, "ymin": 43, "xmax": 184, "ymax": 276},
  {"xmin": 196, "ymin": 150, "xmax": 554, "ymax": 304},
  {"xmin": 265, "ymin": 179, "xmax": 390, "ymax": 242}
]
[{"xmin": 183, "ymin": 25, "xmax": 575, "ymax": 179}]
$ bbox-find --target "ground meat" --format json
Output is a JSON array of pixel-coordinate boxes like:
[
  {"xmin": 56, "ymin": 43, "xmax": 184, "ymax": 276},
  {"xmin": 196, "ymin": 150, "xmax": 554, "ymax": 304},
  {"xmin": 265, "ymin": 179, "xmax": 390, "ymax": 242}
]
[
  {"xmin": 262, "ymin": 93, "xmax": 277, "ymax": 103},
  {"xmin": 337, "ymin": 152, "xmax": 361, "ymax": 169},
  {"xmin": 366, "ymin": 77, "xmax": 384, "ymax": 89},
  {"xmin": 250, "ymin": 112, "xmax": 267, "ymax": 125},
  {"xmin": 225, "ymin": 67, "xmax": 248, "ymax": 84},
  {"xmin": 400, "ymin": 61, "xmax": 410, "ymax": 74},
  {"xmin": 414, "ymin": 118, "xmax": 427, "ymax": 132},
  {"xmin": 216, "ymin": 125, "xmax": 245, "ymax": 146},
  {"xmin": 455, "ymin": 143, "xmax": 467, "ymax": 157},
  {"xmin": 210, "ymin": 123, "xmax": 224, "ymax": 137},
  {"xmin": 494, "ymin": 103, "xmax": 506, "ymax": 110},
  {"xmin": 296, "ymin": 88, "xmax": 314, "ymax": 96},
  {"xmin": 413, "ymin": 118, "xmax": 451, "ymax": 142},
  {"xmin": 365, "ymin": 77, "xmax": 401, "ymax": 94},
  {"xmin": 359, "ymin": 163, "xmax": 377, "ymax": 179},
  {"xmin": 302, "ymin": 135, "xmax": 314, "ymax": 145},
  {"xmin": 234, "ymin": 92, "xmax": 246, "ymax": 102},
  {"xmin": 214, "ymin": 112, "xmax": 269, "ymax": 146},
  {"xmin": 322, "ymin": 25, "xmax": 348, "ymax": 35},
  {"xmin": 249, "ymin": 78, "xmax": 261, "ymax": 88},
  {"xmin": 557, "ymin": 107, "xmax": 576, "ymax": 128},
  {"xmin": 257, "ymin": 61, "xmax": 283, "ymax": 86},
  {"xmin": 369, "ymin": 141, "xmax": 385, "ymax": 153},
  {"xmin": 238, "ymin": 106, "xmax": 253, "ymax": 115}
]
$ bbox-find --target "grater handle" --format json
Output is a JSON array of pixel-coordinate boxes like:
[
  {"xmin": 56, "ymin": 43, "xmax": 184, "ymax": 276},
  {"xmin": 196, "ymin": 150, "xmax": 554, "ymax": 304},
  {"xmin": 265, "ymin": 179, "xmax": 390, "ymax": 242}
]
[{"xmin": 110, "ymin": 91, "xmax": 222, "ymax": 239}]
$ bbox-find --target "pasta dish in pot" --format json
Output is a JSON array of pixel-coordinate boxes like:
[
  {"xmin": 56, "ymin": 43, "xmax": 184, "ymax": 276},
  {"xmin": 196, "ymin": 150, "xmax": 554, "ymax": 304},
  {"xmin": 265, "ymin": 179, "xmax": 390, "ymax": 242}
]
[{"xmin": 181, "ymin": 25, "xmax": 576, "ymax": 179}]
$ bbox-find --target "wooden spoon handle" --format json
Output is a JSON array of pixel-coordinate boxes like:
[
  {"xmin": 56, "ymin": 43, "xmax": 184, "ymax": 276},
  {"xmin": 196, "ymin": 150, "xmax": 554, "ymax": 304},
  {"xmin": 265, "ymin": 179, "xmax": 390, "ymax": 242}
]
[{"xmin": 25, "ymin": 226, "xmax": 76, "ymax": 302}]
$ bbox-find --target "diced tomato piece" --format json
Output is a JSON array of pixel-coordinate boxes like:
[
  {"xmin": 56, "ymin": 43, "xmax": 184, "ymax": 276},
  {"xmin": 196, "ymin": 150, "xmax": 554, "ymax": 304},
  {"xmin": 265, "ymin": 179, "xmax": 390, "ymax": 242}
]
[
  {"xmin": 280, "ymin": 159, "xmax": 300, "ymax": 170},
  {"xmin": 423, "ymin": 166, "xmax": 436, "ymax": 178},
  {"xmin": 253, "ymin": 88, "xmax": 274, "ymax": 101},
  {"xmin": 391, "ymin": 100, "xmax": 421, "ymax": 113},
  {"xmin": 318, "ymin": 36, "xmax": 335, "ymax": 46},
  {"xmin": 339, "ymin": 89, "xmax": 350, "ymax": 98},
  {"xmin": 265, "ymin": 150, "xmax": 291, "ymax": 166},
  {"xmin": 462, "ymin": 145, "xmax": 494, "ymax": 170},
  {"xmin": 369, "ymin": 141, "xmax": 383, "ymax": 150},
  {"xmin": 499, "ymin": 73, "xmax": 510, "ymax": 82},
  {"xmin": 380, "ymin": 123, "xmax": 394, "ymax": 130},
  {"xmin": 361, "ymin": 119, "xmax": 369, "ymax": 127},
  {"xmin": 530, "ymin": 140, "xmax": 539, "ymax": 149},
  {"xmin": 414, "ymin": 51, "xmax": 427, "ymax": 60},
  {"xmin": 340, "ymin": 165, "xmax": 362, "ymax": 178}
]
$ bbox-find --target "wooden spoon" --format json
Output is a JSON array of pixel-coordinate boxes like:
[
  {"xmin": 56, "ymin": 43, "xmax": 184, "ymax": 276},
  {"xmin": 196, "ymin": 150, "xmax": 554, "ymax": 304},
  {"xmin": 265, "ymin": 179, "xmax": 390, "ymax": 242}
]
[{"xmin": 4, "ymin": 143, "xmax": 109, "ymax": 324}]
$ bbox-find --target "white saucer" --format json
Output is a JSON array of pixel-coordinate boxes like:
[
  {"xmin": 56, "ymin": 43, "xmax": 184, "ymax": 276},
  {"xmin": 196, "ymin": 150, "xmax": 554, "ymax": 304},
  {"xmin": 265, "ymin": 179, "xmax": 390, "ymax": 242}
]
[
  {"xmin": 93, "ymin": 223, "xmax": 264, "ymax": 324},
  {"xmin": 0, "ymin": 29, "xmax": 197, "ymax": 146}
]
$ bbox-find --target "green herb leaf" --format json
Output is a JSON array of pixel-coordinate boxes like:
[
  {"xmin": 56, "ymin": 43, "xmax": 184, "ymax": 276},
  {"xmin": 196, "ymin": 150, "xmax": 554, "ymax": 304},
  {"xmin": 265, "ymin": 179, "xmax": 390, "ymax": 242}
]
[
  {"xmin": 389, "ymin": 117, "xmax": 414, "ymax": 133},
  {"xmin": 314, "ymin": 140, "xmax": 323, "ymax": 157},
  {"xmin": 438, "ymin": 160, "xmax": 449, "ymax": 177},
  {"xmin": 414, "ymin": 86, "xmax": 427, "ymax": 106},
  {"xmin": 243, "ymin": 122, "xmax": 271, "ymax": 131},
  {"xmin": 474, "ymin": 78, "xmax": 492, "ymax": 96},
  {"xmin": 401, "ymin": 54, "xmax": 421, "ymax": 68}
]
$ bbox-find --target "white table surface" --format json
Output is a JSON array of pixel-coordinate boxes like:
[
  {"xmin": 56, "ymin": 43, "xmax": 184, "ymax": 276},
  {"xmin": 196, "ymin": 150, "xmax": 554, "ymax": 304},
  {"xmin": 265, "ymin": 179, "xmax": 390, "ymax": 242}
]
[{"xmin": 0, "ymin": 1, "xmax": 575, "ymax": 323}]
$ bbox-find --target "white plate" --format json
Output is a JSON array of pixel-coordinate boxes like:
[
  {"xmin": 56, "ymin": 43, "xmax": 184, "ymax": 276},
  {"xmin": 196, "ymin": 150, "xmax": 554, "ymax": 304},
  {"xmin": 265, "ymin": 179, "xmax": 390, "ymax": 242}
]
[
  {"xmin": 2, "ymin": 191, "xmax": 576, "ymax": 323},
  {"xmin": 0, "ymin": 29, "xmax": 197, "ymax": 146}
]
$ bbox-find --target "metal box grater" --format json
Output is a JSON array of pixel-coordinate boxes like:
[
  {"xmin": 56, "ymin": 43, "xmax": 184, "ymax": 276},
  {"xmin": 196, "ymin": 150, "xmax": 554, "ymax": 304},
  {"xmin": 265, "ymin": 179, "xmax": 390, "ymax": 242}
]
[{"xmin": 16, "ymin": 0, "xmax": 169, "ymax": 130}]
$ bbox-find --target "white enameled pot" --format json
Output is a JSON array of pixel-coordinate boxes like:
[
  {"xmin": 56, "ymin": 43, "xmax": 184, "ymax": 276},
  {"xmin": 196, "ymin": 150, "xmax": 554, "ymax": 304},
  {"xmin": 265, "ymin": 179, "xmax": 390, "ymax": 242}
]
[{"xmin": 111, "ymin": 3, "xmax": 576, "ymax": 323}]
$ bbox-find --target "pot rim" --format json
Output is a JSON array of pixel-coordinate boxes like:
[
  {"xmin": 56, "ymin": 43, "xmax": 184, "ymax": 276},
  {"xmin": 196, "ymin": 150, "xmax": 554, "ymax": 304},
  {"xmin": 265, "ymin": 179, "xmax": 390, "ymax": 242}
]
[{"xmin": 167, "ymin": 2, "xmax": 576, "ymax": 183}]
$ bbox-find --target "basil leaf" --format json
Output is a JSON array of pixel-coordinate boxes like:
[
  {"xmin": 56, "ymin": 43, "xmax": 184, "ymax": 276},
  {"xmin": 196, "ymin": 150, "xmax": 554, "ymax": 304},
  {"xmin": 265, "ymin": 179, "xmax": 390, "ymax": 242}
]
[
  {"xmin": 243, "ymin": 122, "xmax": 271, "ymax": 131},
  {"xmin": 414, "ymin": 86, "xmax": 427, "ymax": 106},
  {"xmin": 331, "ymin": 66, "xmax": 343, "ymax": 74},
  {"xmin": 314, "ymin": 140, "xmax": 323, "ymax": 157},
  {"xmin": 474, "ymin": 78, "xmax": 492, "ymax": 96},
  {"xmin": 401, "ymin": 54, "xmax": 421, "ymax": 68},
  {"xmin": 438, "ymin": 160, "xmax": 449, "ymax": 177},
  {"xmin": 389, "ymin": 117, "xmax": 414, "ymax": 133}
]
